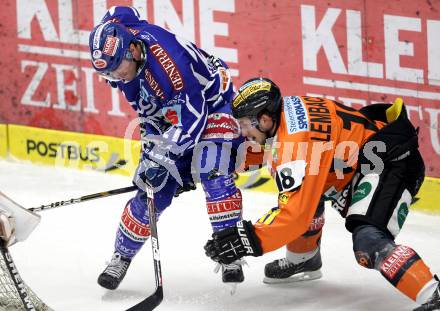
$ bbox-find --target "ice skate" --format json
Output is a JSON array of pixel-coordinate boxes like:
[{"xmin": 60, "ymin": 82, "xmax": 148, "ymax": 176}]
[
  {"xmin": 264, "ymin": 250, "xmax": 322, "ymax": 284},
  {"xmin": 98, "ymin": 252, "xmax": 132, "ymax": 290},
  {"xmin": 414, "ymin": 278, "xmax": 440, "ymax": 311},
  {"xmin": 214, "ymin": 260, "xmax": 245, "ymax": 295}
]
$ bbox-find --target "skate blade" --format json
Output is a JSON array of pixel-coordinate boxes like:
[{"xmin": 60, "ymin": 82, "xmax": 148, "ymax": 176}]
[
  {"xmin": 223, "ymin": 282, "xmax": 238, "ymax": 295},
  {"xmin": 263, "ymin": 269, "xmax": 322, "ymax": 284}
]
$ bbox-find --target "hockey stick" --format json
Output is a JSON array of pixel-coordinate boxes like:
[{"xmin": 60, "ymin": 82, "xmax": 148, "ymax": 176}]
[
  {"xmin": 126, "ymin": 185, "xmax": 163, "ymax": 311},
  {"xmin": 29, "ymin": 185, "xmax": 138, "ymax": 212},
  {"xmin": 0, "ymin": 240, "xmax": 37, "ymax": 311}
]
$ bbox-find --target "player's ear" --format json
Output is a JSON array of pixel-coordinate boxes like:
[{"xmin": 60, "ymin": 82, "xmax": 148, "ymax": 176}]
[
  {"xmin": 130, "ymin": 43, "xmax": 141, "ymax": 60},
  {"xmin": 259, "ymin": 113, "xmax": 273, "ymax": 130}
]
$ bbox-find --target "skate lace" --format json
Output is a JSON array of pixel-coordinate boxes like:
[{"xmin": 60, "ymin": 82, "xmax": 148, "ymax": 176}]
[
  {"xmin": 277, "ymin": 258, "xmax": 295, "ymax": 269},
  {"xmin": 104, "ymin": 253, "xmax": 130, "ymax": 278}
]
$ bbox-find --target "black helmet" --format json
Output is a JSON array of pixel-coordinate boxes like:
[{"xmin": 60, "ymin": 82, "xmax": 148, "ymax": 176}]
[{"xmin": 232, "ymin": 77, "xmax": 282, "ymax": 120}]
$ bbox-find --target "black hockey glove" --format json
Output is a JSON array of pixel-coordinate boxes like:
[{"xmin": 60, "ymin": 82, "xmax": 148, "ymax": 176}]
[
  {"xmin": 204, "ymin": 220, "xmax": 263, "ymax": 264},
  {"xmin": 174, "ymin": 180, "xmax": 196, "ymax": 197}
]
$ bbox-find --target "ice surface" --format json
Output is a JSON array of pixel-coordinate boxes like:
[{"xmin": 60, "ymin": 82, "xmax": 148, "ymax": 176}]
[{"xmin": 0, "ymin": 160, "xmax": 439, "ymax": 311}]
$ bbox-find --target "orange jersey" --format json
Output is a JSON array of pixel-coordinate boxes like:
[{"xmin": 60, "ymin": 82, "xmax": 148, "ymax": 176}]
[{"xmin": 250, "ymin": 96, "xmax": 386, "ymax": 254}]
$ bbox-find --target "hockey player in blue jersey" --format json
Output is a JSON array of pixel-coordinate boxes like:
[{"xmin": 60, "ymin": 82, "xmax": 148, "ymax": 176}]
[{"xmin": 89, "ymin": 6, "xmax": 245, "ymax": 290}]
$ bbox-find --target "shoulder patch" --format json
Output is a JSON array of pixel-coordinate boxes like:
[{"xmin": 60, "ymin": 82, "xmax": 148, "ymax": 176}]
[
  {"xmin": 162, "ymin": 105, "xmax": 182, "ymax": 126},
  {"xmin": 283, "ymin": 96, "xmax": 309, "ymax": 134}
]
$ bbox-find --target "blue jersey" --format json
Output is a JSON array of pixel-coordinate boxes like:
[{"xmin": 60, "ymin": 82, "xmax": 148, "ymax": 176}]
[{"xmin": 100, "ymin": 6, "xmax": 234, "ymax": 157}]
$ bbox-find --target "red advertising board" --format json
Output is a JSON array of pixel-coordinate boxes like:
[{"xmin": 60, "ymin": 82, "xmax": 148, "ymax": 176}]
[{"xmin": 0, "ymin": 0, "xmax": 439, "ymax": 176}]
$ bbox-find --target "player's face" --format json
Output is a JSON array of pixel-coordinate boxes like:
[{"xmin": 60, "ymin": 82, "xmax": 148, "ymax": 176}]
[
  {"xmin": 109, "ymin": 59, "xmax": 138, "ymax": 82},
  {"xmin": 238, "ymin": 117, "xmax": 268, "ymax": 144},
  {"xmin": 100, "ymin": 44, "xmax": 141, "ymax": 83}
]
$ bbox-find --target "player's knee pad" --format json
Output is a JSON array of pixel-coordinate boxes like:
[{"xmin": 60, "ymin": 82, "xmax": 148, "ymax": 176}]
[
  {"xmin": 352, "ymin": 225, "xmax": 396, "ymax": 269},
  {"xmin": 202, "ymin": 172, "xmax": 242, "ymax": 232}
]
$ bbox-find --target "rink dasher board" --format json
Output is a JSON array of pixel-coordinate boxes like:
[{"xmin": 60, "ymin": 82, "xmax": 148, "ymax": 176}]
[
  {"xmin": 4, "ymin": 124, "xmax": 140, "ymax": 177},
  {"xmin": 0, "ymin": 124, "xmax": 7, "ymax": 159}
]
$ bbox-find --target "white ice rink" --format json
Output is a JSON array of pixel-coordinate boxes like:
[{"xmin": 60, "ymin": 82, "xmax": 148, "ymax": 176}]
[{"xmin": 0, "ymin": 160, "xmax": 439, "ymax": 311}]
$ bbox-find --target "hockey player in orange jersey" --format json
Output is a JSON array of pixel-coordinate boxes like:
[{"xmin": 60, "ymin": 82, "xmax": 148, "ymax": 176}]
[{"xmin": 204, "ymin": 77, "xmax": 440, "ymax": 310}]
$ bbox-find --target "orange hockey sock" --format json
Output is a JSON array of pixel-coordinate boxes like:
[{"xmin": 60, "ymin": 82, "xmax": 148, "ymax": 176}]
[{"xmin": 380, "ymin": 245, "xmax": 434, "ymax": 302}]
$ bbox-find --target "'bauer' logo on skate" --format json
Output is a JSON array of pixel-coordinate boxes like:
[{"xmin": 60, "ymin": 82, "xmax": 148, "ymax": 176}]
[{"xmin": 236, "ymin": 221, "xmax": 254, "ymax": 254}]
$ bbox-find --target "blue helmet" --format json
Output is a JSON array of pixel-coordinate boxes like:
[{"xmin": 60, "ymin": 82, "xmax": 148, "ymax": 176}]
[{"xmin": 89, "ymin": 22, "xmax": 136, "ymax": 76}]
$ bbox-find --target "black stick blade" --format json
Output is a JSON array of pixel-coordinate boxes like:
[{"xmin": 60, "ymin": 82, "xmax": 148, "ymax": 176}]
[{"xmin": 126, "ymin": 287, "xmax": 163, "ymax": 311}]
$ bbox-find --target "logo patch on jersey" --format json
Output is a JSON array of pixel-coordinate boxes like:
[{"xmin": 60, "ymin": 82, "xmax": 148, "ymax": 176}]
[
  {"xmin": 284, "ymin": 96, "xmax": 309, "ymax": 134},
  {"xmin": 219, "ymin": 67, "xmax": 230, "ymax": 92},
  {"xmin": 351, "ymin": 182, "xmax": 372, "ymax": 205},
  {"xmin": 397, "ymin": 202, "xmax": 409, "ymax": 229},
  {"xmin": 103, "ymin": 35, "xmax": 119, "ymax": 56},
  {"xmin": 162, "ymin": 105, "xmax": 182, "ymax": 126},
  {"xmin": 202, "ymin": 113, "xmax": 240, "ymax": 140},
  {"xmin": 309, "ymin": 213, "xmax": 325, "ymax": 231},
  {"xmin": 144, "ymin": 69, "xmax": 164, "ymax": 99},
  {"xmin": 93, "ymin": 59, "xmax": 107, "ymax": 69},
  {"xmin": 278, "ymin": 193, "xmax": 290, "ymax": 205},
  {"xmin": 149, "ymin": 43, "xmax": 184, "ymax": 91}
]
